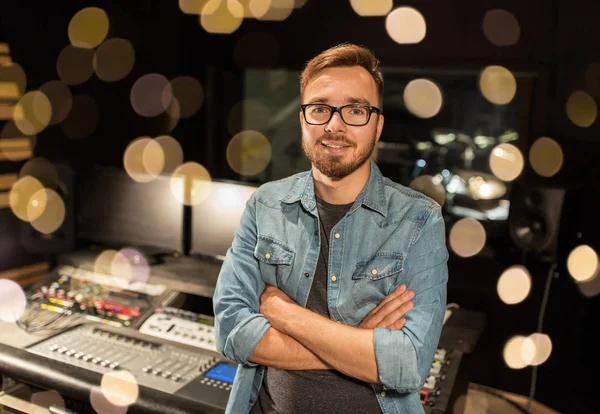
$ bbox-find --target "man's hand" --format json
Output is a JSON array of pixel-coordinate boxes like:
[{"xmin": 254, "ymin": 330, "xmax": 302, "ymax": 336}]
[
  {"xmin": 358, "ymin": 284, "xmax": 415, "ymax": 330},
  {"xmin": 260, "ymin": 285, "xmax": 298, "ymax": 332}
]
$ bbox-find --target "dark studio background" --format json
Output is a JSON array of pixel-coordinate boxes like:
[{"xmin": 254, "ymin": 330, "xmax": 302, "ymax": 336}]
[{"xmin": 1, "ymin": 0, "xmax": 600, "ymax": 412}]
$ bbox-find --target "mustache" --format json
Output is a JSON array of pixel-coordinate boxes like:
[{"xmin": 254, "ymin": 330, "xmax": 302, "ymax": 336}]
[{"xmin": 317, "ymin": 134, "xmax": 354, "ymax": 146}]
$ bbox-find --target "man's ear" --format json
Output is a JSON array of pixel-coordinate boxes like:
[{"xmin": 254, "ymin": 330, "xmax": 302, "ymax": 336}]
[{"xmin": 375, "ymin": 114, "xmax": 384, "ymax": 142}]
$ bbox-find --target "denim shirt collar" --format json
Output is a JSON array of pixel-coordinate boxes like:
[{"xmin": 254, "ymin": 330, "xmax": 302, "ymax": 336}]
[{"xmin": 280, "ymin": 161, "xmax": 388, "ymax": 217}]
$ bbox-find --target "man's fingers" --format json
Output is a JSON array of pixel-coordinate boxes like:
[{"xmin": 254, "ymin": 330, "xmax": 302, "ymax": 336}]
[
  {"xmin": 369, "ymin": 284, "xmax": 407, "ymax": 315},
  {"xmin": 388, "ymin": 318, "xmax": 406, "ymax": 331},
  {"xmin": 376, "ymin": 289, "xmax": 415, "ymax": 317},
  {"xmin": 381, "ymin": 300, "xmax": 414, "ymax": 327}
]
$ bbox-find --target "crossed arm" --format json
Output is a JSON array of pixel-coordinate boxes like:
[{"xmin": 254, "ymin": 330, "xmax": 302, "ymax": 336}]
[{"xmin": 250, "ymin": 284, "xmax": 413, "ymax": 383}]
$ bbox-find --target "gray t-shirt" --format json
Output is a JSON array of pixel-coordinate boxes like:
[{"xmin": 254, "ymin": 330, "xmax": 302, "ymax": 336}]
[{"xmin": 250, "ymin": 196, "xmax": 382, "ymax": 414}]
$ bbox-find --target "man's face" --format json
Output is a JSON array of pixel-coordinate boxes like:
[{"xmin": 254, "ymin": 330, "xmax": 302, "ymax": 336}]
[{"xmin": 300, "ymin": 66, "xmax": 384, "ymax": 181}]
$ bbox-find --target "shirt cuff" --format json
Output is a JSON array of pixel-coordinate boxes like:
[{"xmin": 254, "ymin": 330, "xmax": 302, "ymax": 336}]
[
  {"xmin": 223, "ymin": 313, "xmax": 271, "ymax": 367},
  {"xmin": 373, "ymin": 327, "xmax": 421, "ymax": 393}
]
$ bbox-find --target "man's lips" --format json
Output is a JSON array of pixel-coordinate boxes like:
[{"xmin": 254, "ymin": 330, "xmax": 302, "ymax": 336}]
[{"xmin": 321, "ymin": 140, "xmax": 352, "ymax": 148}]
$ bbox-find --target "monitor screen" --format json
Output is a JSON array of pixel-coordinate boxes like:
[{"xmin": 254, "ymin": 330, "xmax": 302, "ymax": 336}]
[
  {"xmin": 77, "ymin": 166, "xmax": 185, "ymax": 254},
  {"xmin": 191, "ymin": 180, "xmax": 257, "ymax": 259}
]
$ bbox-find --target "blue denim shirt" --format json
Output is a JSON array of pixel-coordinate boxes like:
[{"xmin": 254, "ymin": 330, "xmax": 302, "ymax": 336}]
[{"xmin": 213, "ymin": 161, "xmax": 448, "ymax": 414}]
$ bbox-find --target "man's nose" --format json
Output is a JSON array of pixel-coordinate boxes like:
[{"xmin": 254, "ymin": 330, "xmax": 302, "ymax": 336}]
[{"xmin": 324, "ymin": 111, "xmax": 347, "ymax": 133}]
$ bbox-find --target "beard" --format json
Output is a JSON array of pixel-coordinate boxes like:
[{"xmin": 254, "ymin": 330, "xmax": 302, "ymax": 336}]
[{"xmin": 302, "ymin": 132, "xmax": 377, "ymax": 181}]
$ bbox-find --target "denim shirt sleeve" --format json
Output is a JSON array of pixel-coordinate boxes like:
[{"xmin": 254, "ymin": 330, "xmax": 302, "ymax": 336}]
[
  {"xmin": 213, "ymin": 193, "xmax": 271, "ymax": 366},
  {"xmin": 373, "ymin": 205, "xmax": 448, "ymax": 393}
]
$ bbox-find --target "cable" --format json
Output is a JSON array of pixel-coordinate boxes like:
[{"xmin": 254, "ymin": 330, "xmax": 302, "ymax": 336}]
[{"xmin": 526, "ymin": 262, "xmax": 557, "ymax": 412}]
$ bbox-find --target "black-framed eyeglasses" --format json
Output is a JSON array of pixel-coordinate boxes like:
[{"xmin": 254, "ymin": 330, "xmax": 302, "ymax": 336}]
[{"xmin": 300, "ymin": 103, "xmax": 382, "ymax": 126}]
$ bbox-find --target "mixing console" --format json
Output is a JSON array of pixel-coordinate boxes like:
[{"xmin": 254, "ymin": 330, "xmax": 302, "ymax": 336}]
[
  {"xmin": 26, "ymin": 324, "xmax": 236, "ymax": 410},
  {"xmin": 28, "ymin": 265, "xmax": 167, "ymax": 328},
  {"xmin": 139, "ymin": 307, "xmax": 216, "ymax": 351},
  {"xmin": 421, "ymin": 347, "xmax": 465, "ymax": 413}
]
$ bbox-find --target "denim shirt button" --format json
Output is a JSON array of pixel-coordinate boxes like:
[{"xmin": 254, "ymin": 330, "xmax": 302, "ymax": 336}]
[
  {"xmin": 334, "ymin": 233, "xmax": 341, "ymax": 239},
  {"xmin": 249, "ymin": 399, "xmax": 254, "ymax": 404},
  {"xmin": 304, "ymin": 272, "xmax": 310, "ymax": 277},
  {"xmin": 380, "ymin": 391, "xmax": 386, "ymax": 397}
]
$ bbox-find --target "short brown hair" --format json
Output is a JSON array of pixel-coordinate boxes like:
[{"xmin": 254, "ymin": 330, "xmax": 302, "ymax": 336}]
[{"xmin": 300, "ymin": 43, "xmax": 384, "ymax": 107}]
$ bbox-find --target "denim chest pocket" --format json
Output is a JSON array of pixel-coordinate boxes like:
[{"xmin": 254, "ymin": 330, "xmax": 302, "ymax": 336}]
[
  {"xmin": 254, "ymin": 235, "xmax": 295, "ymax": 286},
  {"xmin": 351, "ymin": 253, "xmax": 404, "ymax": 309}
]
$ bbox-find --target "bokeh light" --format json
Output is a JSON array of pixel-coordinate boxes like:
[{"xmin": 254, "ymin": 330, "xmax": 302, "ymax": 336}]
[
  {"xmin": 449, "ymin": 218, "xmax": 486, "ymax": 258},
  {"xmin": 19, "ymin": 157, "xmax": 59, "ymax": 189},
  {"xmin": 179, "ymin": 0, "xmax": 211, "ymax": 14},
  {"xmin": 165, "ymin": 98, "xmax": 181, "ymax": 132},
  {"xmin": 385, "ymin": 7, "xmax": 427, "ymax": 45},
  {"xmin": 170, "ymin": 162, "xmax": 212, "ymax": 206},
  {"xmin": 0, "ymin": 279, "xmax": 27, "ymax": 323},
  {"xmin": 200, "ymin": 0, "xmax": 244, "ymax": 34},
  {"xmin": 566, "ymin": 90, "xmax": 597, "ymax": 127},
  {"xmin": 57, "ymin": 45, "xmax": 95, "ymax": 86},
  {"xmin": 167, "ymin": 76, "xmax": 204, "ymax": 118},
  {"xmin": 479, "ymin": 65, "xmax": 517, "ymax": 105},
  {"xmin": 350, "ymin": 0, "xmax": 393, "ymax": 16},
  {"xmin": 39, "ymin": 80, "xmax": 73, "ymax": 125},
  {"xmin": 14, "ymin": 91, "xmax": 52, "ymax": 136},
  {"xmin": 100, "ymin": 371, "xmax": 139, "ymax": 407},
  {"xmin": 497, "ymin": 265, "xmax": 532, "ymax": 305},
  {"xmin": 142, "ymin": 135, "xmax": 184, "ymax": 177},
  {"xmin": 409, "ymin": 175, "xmax": 446, "ymax": 206},
  {"xmin": 584, "ymin": 62, "xmax": 600, "ymax": 98},
  {"xmin": 94, "ymin": 250, "xmax": 119, "ymax": 276},
  {"xmin": 90, "ymin": 386, "xmax": 128, "ymax": 414},
  {"xmin": 466, "ymin": 174, "xmax": 507, "ymax": 200},
  {"xmin": 489, "ymin": 143, "xmax": 524, "ymax": 182},
  {"xmin": 248, "ymin": 0, "xmax": 271, "ymax": 18},
  {"xmin": 60, "ymin": 94, "xmax": 99, "ymax": 139},
  {"xmin": 529, "ymin": 137, "xmax": 564, "ymax": 178},
  {"xmin": 123, "ymin": 136, "xmax": 155, "ymax": 183},
  {"xmin": 234, "ymin": 32, "xmax": 279, "ymax": 69},
  {"xmin": 503, "ymin": 335, "xmax": 536, "ymax": 369},
  {"xmin": 403, "ymin": 79, "xmax": 443, "ymax": 119},
  {"xmin": 258, "ymin": 0, "xmax": 295, "ymax": 21},
  {"xmin": 529, "ymin": 333, "xmax": 552, "ymax": 366},
  {"xmin": 226, "ymin": 130, "xmax": 272, "ymax": 176},
  {"xmin": 93, "ymin": 38, "xmax": 136, "ymax": 82},
  {"xmin": 0, "ymin": 121, "xmax": 35, "ymax": 161},
  {"xmin": 228, "ymin": 99, "xmax": 271, "ymax": 135},
  {"xmin": 567, "ymin": 245, "xmax": 599, "ymax": 282},
  {"xmin": 31, "ymin": 391, "xmax": 65, "ymax": 410},
  {"xmin": 130, "ymin": 74, "xmax": 172, "ymax": 118},
  {"xmin": 9, "ymin": 176, "xmax": 44, "ymax": 222},
  {"xmin": 68, "ymin": 7, "xmax": 110, "ymax": 49},
  {"xmin": 111, "ymin": 248, "xmax": 150, "ymax": 285},
  {"xmin": 28, "ymin": 189, "xmax": 66, "ymax": 234},
  {"xmin": 482, "ymin": 9, "xmax": 521, "ymax": 46},
  {"xmin": 0, "ymin": 62, "xmax": 27, "ymax": 98}
]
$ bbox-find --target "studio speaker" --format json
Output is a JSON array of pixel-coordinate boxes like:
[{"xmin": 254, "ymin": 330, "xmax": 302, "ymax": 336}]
[{"xmin": 508, "ymin": 185, "xmax": 566, "ymax": 261}]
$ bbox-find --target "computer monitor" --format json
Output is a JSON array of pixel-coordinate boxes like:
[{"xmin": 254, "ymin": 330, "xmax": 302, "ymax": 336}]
[
  {"xmin": 77, "ymin": 165, "xmax": 185, "ymax": 255},
  {"xmin": 191, "ymin": 180, "xmax": 257, "ymax": 259}
]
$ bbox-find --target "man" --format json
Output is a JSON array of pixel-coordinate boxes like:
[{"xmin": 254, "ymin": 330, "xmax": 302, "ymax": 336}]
[{"xmin": 213, "ymin": 43, "xmax": 448, "ymax": 414}]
